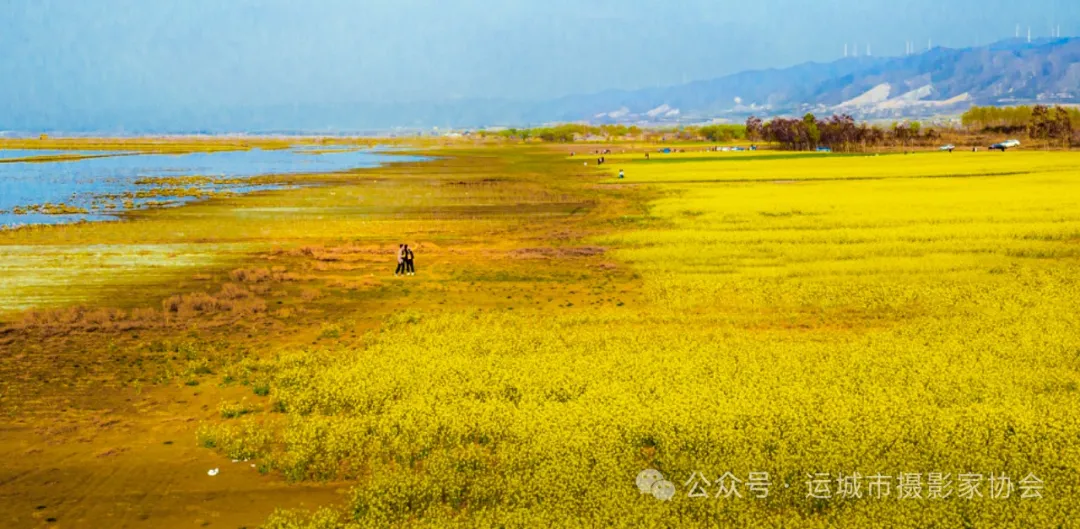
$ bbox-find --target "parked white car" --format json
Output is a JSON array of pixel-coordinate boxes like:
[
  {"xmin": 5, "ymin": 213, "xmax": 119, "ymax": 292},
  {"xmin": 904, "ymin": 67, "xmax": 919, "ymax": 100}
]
[{"xmin": 990, "ymin": 139, "xmax": 1021, "ymax": 151}]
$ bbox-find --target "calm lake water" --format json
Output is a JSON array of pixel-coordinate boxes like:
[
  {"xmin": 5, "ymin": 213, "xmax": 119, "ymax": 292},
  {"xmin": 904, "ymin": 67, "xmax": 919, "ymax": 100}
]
[
  {"xmin": 0, "ymin": 146, "xmax": 421, "ymax": 227},
  {"xmin": 0, "ymin": 149, "xmax": 119, "ymax": 160}
]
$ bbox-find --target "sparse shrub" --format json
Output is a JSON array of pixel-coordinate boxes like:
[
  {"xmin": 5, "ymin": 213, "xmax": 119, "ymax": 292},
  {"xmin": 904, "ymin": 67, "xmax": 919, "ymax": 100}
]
[
  {"xmin": 130, "ymin": 307, "xmax": 159, "ymax": 323},
  {"xmin": 219, "ymin": 399, "xmax": 254, "ymax": 419},
  {"xmin": 218, "ymin": 283, "xmax": 252, "ymax": 300},
  {"xmin": 249, "ymin": 283, "xmax": 272, "ymax": 295},
  {"xmin": 230, "ymin": 267, "xmax": 272, "ymax": 283},
  {"xmin": 162, "ymin": 292, "xmax": 219, "ymax": 315},
  {"xmin": 187, "ymin": 358, "xmax": 213, "ymax": 376},
  {"xmin": 317, "ymin": 323, "xmax": 341, "ymax": 339}
]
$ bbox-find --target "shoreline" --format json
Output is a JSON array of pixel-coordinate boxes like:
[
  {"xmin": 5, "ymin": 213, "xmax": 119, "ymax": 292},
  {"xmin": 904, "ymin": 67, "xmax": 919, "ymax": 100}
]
[{"xmin": 0, "ymin": 140, "xmax": 428, "ymax": 232}]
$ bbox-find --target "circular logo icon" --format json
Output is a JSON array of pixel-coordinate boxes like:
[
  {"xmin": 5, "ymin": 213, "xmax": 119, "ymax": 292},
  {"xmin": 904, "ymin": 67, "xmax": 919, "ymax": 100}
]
[
  {"xmin": 636, "ymin": 468, "xmax": 665, "ymax": 494},
  {"xmin": 651, "ymin": 479, "xmax": 676, "ymax": 501}
]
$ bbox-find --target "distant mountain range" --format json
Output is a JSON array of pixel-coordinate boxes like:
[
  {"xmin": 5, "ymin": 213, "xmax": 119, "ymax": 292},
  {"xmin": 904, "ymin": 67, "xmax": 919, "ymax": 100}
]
[
  {"xmin": 529, "ymin": 37, "xmax": 1080, "ymax": 125},
  {"xmin": 5, "ymin": 38, "xmax": 1079, "ymax": 133}
]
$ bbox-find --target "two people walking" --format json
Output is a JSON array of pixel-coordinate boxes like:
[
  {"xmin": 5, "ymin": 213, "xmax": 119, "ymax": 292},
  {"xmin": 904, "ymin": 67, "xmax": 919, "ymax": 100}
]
[{"xmin": 395, "ymin": 243, "xmax": 416, "ymax": 276}]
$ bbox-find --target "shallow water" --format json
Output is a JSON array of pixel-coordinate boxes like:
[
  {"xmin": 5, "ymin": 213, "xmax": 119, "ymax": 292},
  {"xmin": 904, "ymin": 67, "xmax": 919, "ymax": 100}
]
[
  {"xmin": 0, "ymin": 149, "xmax": 120, "ymax": 160},
  {"xmin": 0, "ymin": 146, "xmax": 422, "ymax": 227}
]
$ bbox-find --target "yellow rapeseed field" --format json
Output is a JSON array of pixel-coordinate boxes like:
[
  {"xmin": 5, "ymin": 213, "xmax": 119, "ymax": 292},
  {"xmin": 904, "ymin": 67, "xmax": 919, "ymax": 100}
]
[{"xmin": 200, "ymin": 149, "xmax": 1080, "ymax": 528}]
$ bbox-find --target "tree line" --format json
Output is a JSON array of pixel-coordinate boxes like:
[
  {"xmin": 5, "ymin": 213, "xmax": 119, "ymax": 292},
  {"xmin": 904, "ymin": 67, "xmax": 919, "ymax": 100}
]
[
  {"xmin": 480, "ymin": 104, "xmax": 1077, "ymax": 149},
  {"xmin": 745, "ymin": 114, "xmax": 939, "ymax": 152},
  {"xmin": 961, "ymin": 105, "xmax": 1080, "ymax": 134},
  {"xmin": 488, "ymin": 124, "xmax": 643, "ymax": 142}
]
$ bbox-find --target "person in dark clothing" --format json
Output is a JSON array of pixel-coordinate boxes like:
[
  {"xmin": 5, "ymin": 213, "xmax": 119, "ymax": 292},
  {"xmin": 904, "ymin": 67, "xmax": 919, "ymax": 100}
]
[
  {"xmin": 404, "ymin": 244, "xmax": 415, "ymax": 275},
  {"xmin": 394, "ymin": 244, "xmax": 406, "ymax": 275}
]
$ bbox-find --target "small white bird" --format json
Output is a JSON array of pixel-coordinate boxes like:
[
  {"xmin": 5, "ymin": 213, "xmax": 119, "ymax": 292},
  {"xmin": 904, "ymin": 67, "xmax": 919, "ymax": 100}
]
[{"xmin": 207, "ymin": 468, "xmax": 219, "ymax": 476}]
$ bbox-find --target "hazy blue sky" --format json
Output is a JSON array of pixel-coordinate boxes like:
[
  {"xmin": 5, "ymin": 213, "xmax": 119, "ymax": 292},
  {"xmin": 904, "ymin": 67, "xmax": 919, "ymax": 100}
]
[{"xmin": 1, "ymin": 0, "xmax": 1077, "ymax": 112}]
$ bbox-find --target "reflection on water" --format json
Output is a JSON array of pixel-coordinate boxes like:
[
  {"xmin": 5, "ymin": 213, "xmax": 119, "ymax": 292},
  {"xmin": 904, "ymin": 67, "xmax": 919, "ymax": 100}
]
[{"xmin": 0, "ymin": 146, "xmax": 421, "ymax": 227}]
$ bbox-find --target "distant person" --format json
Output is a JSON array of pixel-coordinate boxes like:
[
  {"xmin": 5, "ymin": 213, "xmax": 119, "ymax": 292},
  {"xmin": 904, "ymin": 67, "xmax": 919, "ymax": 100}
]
[
  {"xmin": 645, "ymin": 152, "xmax": 650, "ymax": 160},
  {"xmin": 618, "ymin": 169, "xmax": 625, "ymax": 179},
  {"xmin": 405, "ymin": 244, "xmax": 415, "ymax": 275},
  {"xmin": 395, "ymin": 244, "xmax": 406, "ymax": 276}
]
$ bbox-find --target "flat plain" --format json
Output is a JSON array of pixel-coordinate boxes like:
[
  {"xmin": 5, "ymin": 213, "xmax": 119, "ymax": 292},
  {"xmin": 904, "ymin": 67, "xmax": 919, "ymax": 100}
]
[{"xmin": 1, "ymin": 141, "xmax": 1078, "ymax": 528}]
